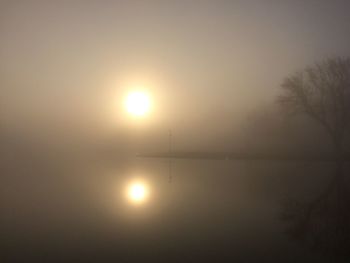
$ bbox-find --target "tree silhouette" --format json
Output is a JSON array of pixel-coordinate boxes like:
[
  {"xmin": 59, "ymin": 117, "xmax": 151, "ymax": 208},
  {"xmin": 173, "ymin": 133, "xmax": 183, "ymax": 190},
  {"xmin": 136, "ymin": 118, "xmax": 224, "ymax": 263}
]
[
  {"xmin": 278, "ymin": 57, "xmax": 350, "ymax": 261},
  {"xmin": 279, "ymin": 57, "xmax": 350, "ymax": 159}
]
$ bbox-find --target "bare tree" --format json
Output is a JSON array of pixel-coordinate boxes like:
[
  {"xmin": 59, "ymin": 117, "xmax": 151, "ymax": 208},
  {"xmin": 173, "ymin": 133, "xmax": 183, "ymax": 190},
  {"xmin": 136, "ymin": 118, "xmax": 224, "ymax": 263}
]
[
  {"xmin": 279, "ymin": 57, "xmax": 350, "ymax": 159},
  {"xmin": 278, "ymin": 57, "xmax": 350, "ymax": 261}
]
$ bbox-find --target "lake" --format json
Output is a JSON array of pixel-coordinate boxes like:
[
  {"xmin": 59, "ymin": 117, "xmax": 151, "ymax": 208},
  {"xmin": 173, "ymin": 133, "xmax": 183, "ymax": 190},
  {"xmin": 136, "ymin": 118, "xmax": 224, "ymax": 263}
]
[{"xmin": 0, "ymin": 155, "xmax": 342, "ymax": 262}]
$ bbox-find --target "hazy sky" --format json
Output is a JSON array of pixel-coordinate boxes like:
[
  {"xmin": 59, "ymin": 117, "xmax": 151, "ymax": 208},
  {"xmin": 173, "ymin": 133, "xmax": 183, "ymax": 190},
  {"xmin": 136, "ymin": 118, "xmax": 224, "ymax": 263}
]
[{"xmin": 1, "ymin": 0, "xmax": 350, "ymax": 148}]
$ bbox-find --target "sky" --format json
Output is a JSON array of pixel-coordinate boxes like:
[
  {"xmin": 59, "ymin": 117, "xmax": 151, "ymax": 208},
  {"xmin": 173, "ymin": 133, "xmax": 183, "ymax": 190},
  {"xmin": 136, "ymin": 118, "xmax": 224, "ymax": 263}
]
[{"xmin": 1, "ymin": 0, "xmax": 350, "ymax": 150}]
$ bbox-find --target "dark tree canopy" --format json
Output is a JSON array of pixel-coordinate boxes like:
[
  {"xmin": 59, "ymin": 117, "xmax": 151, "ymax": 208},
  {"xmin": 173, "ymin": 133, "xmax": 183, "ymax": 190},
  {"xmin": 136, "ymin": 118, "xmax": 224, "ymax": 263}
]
[{"xmin": 279, "ymin": 57, "xmax": 350, "ymax": 152}]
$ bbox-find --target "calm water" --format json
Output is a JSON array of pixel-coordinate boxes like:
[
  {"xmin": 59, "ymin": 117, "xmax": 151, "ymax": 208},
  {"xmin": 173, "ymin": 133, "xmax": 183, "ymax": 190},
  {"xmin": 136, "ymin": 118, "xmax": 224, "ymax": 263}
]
[{"xmin": 0, "ymin": 155, "xmax": 340, "ymax": 262}]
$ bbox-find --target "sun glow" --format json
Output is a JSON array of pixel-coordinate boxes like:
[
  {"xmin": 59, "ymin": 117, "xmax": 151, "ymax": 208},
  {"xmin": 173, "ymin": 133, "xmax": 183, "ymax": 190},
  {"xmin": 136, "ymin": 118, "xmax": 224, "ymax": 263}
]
[
  {"xmin": 127, "ymin": 181, "xmax": 149, "ymax": 204},
  {"xmin": 125, "ymin": 91, "xmax": 151, "ymax": 117}
]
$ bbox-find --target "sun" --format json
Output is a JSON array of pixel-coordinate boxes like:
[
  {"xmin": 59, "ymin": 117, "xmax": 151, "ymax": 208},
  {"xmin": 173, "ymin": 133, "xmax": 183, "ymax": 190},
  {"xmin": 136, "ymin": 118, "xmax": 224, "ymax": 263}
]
[
  {"xmin": 125, "ymin": 91, "xmax": 151, "ymax": 117},
  {"xmin": 127, "ymin": 182, "xmax": 149, "ymax": 204}
]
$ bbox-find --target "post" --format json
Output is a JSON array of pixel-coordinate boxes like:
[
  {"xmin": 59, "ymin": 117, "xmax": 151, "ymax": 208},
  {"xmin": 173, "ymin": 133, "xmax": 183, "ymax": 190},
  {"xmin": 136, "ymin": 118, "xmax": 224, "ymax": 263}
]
[{"xmin": 168, "ymin": 129, "xmax": 172, "ymax": 183}]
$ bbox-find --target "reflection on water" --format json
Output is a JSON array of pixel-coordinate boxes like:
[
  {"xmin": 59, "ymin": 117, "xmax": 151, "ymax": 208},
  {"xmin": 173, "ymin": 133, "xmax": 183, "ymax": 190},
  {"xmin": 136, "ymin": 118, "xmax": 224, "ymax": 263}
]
[
  {"xmin": 125, "ymin": 179, "xmax": 150, "ymax": 205},
  {"xmin": 280, "ymin": 161, "xmax": 350, "ymax": 262},
  {"xmin": 1, "ymin": 155, "xmax": 348, "ymax": 262},
  {"xmin": 92, "ymin": 159, "xmax": 335, "ymax": 262}
]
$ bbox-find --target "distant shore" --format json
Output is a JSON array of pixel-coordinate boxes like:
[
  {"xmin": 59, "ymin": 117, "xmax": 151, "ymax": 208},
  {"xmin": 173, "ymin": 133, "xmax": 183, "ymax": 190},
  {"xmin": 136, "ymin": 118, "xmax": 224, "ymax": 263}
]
[{"xmin": 138, "ymin": 151, "xmax": 350, "ymax": 162}]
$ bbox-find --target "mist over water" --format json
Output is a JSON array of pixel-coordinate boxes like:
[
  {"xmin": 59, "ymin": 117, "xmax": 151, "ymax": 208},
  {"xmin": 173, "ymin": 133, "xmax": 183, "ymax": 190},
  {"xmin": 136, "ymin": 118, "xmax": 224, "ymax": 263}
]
[
  {"xmin": 0, "ymin": 136, "xmax": 341, "ymax": 262},
  {"xmin": 1, "ymin": 1, "xmax": 350, "ymax": 262}
]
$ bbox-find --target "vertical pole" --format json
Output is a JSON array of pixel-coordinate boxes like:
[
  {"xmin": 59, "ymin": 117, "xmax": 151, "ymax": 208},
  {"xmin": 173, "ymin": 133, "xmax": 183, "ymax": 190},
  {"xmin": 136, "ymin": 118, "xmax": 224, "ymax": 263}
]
[{"xmin": 168, "ymin": 129, "xmax": 172, "ymax": 183}]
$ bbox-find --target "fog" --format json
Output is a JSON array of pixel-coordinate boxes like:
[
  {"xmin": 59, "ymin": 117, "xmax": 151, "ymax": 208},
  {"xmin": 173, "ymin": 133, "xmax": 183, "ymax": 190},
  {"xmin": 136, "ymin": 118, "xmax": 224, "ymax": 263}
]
[
  {"xmin": 2, "ymin": 1, "xmax": 350, "ymax": 151},
  {"xmin": 1, "ymin": 1, "xmax": 350, "ymax": 262}
]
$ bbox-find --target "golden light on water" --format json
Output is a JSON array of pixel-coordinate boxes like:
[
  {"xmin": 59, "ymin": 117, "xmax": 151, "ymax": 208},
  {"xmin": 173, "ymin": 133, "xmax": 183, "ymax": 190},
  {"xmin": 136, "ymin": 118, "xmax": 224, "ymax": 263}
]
[
  {"xmin": 127, "ymin": 181, "xmax": 150, "ymax": 205},
  {"xmin": 125, "ymin": 91, "xmax": 151, "ymax": 117}
]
